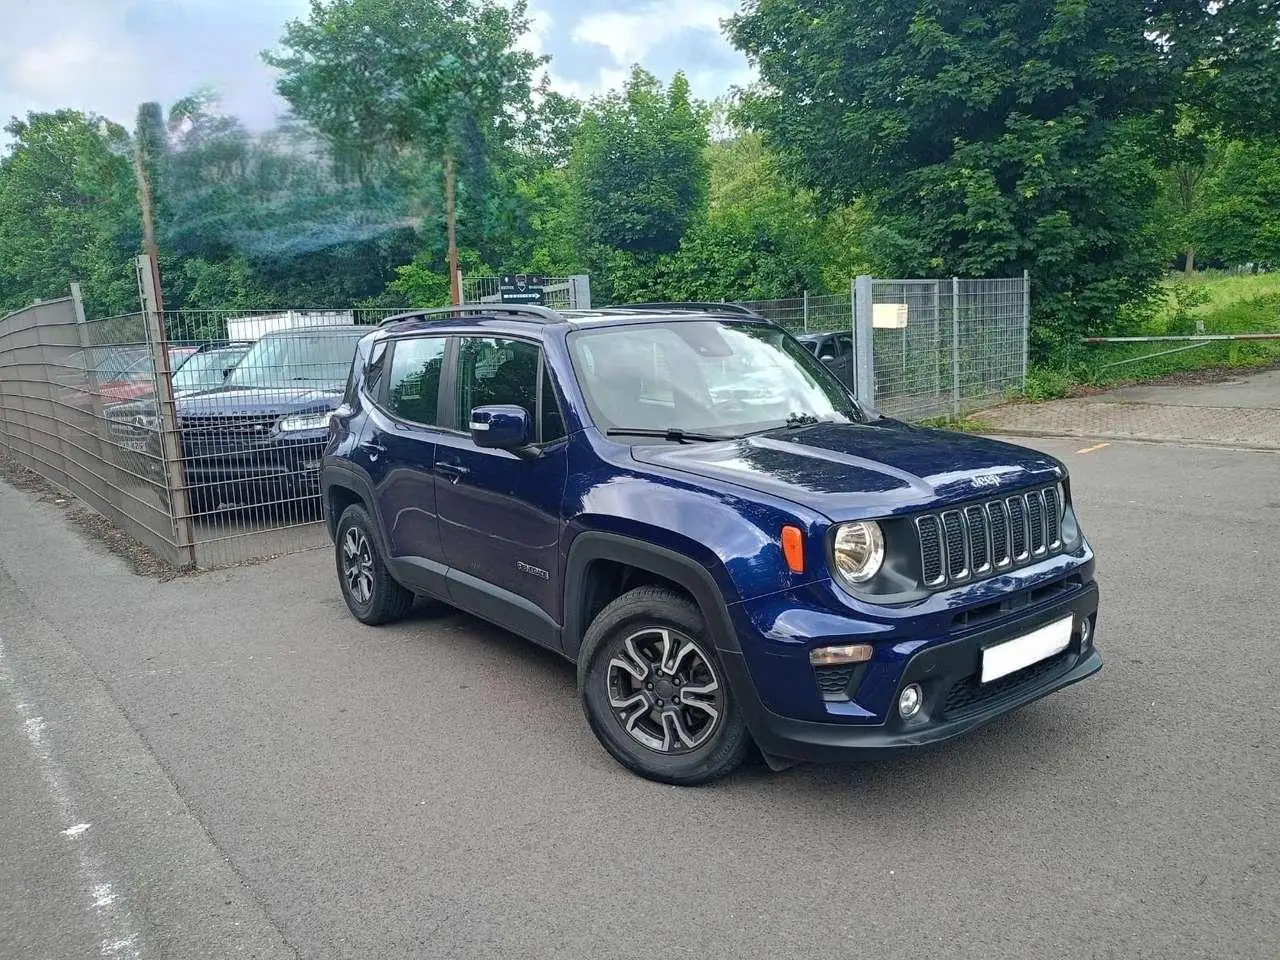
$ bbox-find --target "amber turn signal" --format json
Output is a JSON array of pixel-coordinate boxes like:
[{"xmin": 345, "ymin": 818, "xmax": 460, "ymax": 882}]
[{"xmin": 781, "ymin": 525, "xmax": 805, "ymax": 573}]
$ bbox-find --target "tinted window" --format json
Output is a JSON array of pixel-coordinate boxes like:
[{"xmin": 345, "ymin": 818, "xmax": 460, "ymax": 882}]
[
  {"xmin": 386, "ymin": 337, "xmax": 446, "ymax": 425},
  {"xmin": 834, "ymin": 333, "xmax": 853, "ymax": 356},
  {"xmin": 457, "ymin": 336, "xmax": 540, "ymax": 422}
]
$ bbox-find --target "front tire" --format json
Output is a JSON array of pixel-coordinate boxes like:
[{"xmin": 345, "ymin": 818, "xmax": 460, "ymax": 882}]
[
  {"xmin": 578, "ymin": 586, "xmax": 751, "ymax": 785},
  {"xmin": 335, "ymin": 504, "xmax": 414, "ymax": 625}
]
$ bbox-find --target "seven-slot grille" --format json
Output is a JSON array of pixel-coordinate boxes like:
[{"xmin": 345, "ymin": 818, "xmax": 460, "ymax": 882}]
[{"xmin": 916, "ymin": 486, "xmax": 1064, "ymax": 588}]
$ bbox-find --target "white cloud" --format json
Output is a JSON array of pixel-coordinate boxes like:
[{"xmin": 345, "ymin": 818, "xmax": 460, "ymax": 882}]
[
  {"xmin": 8, "ymin": 32, "xmax": 141, "ymax": 108},
  {"xmin": 571, "ymin": 0, "xmax": 735, "ymax": 65}
]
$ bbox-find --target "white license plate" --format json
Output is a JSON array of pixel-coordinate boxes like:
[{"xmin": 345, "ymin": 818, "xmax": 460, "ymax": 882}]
[{"xmin": 981, "ymin": 615, "xmax": 1074, "ymax": 684}]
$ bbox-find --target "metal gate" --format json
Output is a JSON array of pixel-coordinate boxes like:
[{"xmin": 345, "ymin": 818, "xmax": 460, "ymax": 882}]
[{"xmin": 462, "ymin": 275, "xmax": 592, "ymax": 310}]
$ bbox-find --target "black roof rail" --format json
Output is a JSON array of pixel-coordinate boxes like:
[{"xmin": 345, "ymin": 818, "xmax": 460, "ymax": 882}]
[
  {"xmin": 609, "ymin": 301, "xmax": 763, "ymax": 318},
  {"xmin": 378, "ymin": 303, "xmax": 565, "ymax": 327}
]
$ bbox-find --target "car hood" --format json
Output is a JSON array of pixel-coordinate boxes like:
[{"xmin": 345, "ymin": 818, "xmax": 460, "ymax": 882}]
[
  {"xmin": 628, "ymin": 419, "xmax": 1064, "ymax": 520},
  {"xmin": 175, "ymin": 386, "xmax": 344, "ymax": 418}
]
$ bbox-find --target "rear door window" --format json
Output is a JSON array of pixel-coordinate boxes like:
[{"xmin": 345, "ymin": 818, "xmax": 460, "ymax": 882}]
[{"xmin": 385, "ymin": 337, "xmax": 447, "ymax": 426}]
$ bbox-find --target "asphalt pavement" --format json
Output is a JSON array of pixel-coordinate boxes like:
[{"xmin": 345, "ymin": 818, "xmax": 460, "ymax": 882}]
[{"xmin": 1, "ymin": 434, "xmax": 1277, "ymax": 959}]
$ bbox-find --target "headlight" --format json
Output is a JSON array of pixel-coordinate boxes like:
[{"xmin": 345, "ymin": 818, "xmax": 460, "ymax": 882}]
[
  {"xmin": 278, "ymin": 412, "xmax": 332, "ymax": 433},
  {"xmin": 831, "ymin": 520, "xmax": 885, "ymax": 585}
]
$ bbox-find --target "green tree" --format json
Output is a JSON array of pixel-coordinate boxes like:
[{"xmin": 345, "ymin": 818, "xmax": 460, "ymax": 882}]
[
  {"xmin": 266, "ymin": 0, "xmax": 545, "ymax": 300},
  {"xmin": 1155, "ymin": 108, "xmax": 1227, "ymax": 275},
  {"xmin": 728, "ymin": 0, "xmax": 1280, "ymax": 353},
  {"xmin": 1197, "ymin": 140, "xmax": 1280, "ymax": 267},
  {"xmin": 661, "ymin": 131, "xmax": 827, "ymax": 300},
  {"xmin": 0, "ymin": 111, "xmax": 140, "ymax": 317},
  {"xmin": 569, "ymin": 67, "xmax": 709, "ymax": 257}
]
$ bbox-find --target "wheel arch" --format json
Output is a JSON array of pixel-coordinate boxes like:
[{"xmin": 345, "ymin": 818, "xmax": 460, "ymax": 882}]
[
  {"xmin": 563, "ymin": 531, "xmax": 742, "ymax": 663},
  {"xmin": 321, "ymin": 462, "xmax": 394, "ymax": 561}
]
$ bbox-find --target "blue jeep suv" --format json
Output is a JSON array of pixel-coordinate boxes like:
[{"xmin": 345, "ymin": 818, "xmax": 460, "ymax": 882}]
[{"xmin": 322, "ymin": 304, "xmax": 1101, "ymax": 784}]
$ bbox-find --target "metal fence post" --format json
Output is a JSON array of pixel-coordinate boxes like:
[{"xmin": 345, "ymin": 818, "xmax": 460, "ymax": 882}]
[
  {"xmin": 70, "ymin": 282, "xmax": 112, "ymax": 498},
  {"xmin": 933, "ymin": 280, "xmax": 942, "ymax": 400},
  {"xmin": 853, "ymin": 276, "xmax": 875, "ymax": 408},
  {"xmin": 802, "ymin": 290, "xmax": 810, "ymax": 333},
  {"xmin": 570, "ymin": 274, "xmax": 592, "ymax": 310},
  {"xmin": 951, "ymin": 277, "xmax": 961, "ymax": 416},
  {"xmin": 138, "ymin": 255, "xmax": 196, "ymax": 568},
  {"xmin": 1022, "ymin": 269, "xmax": 1031, "ymax": 388}
]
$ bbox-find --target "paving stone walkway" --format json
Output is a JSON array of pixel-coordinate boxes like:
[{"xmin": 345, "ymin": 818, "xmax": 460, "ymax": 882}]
[{"xmin": 979, "ymin": 368, "xmax": 1280, "ymax": 449}]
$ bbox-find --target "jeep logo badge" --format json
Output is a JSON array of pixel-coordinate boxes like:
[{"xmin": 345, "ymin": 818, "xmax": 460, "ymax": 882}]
[{"xmin": 972, "ymin": 475, "xmax": 1000, "ymax": 488}]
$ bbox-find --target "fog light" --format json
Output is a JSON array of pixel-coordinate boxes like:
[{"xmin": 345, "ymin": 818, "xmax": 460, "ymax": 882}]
[
  {"xmin": 1079, "ymin": 616, "xmax": 1092, "ymax": 649},
  {"xmin": 898, "ymin": 683, "xmax": 923, "ymax": 719}
]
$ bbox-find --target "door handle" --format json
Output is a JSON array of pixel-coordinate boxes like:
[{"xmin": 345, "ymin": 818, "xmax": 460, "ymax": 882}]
[
  {"xmin": 436, "ymin": 462, "xmax": 470, "ymax": 483},
  {"xmin": 361, "ymin": 441, "xmax": 387, "ymax": 461}
]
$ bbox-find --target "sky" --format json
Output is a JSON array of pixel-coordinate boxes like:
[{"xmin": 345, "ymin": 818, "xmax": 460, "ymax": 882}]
[{"xmin": 0, "ymin": 0, "xmax": 753, "ymax": 132}]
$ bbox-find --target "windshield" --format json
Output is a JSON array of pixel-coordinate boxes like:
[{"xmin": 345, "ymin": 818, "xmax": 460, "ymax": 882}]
[
  {"xmin": 226, "ymin": 330, "xmax": 365, "ymax": 389},
  {"xmin": 173, "ymin": 347, "xmax": 250, "ymax": 391},
  {"xmin": 568, "ymin": 320, "xmax": 865, "ymax": 438}
]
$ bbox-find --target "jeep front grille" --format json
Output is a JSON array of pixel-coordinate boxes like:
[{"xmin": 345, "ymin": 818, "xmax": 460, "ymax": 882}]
[{"xmin": 916, "ymin": 486, "xmax": 1064, "ymax": 589}]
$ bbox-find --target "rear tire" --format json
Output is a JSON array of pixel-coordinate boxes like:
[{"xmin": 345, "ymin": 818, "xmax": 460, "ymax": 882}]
[
  {"xmin": 335, "ymin": 504, "xmax": 414, "ymax": 625},
  {"xmin": 578, "ymin": 585, "xmax": 751, "ymax": 785}
]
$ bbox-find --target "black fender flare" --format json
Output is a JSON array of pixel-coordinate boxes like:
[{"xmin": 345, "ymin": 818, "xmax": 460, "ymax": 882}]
[
  {"xmin": 321, "ymin": 462, "xmax": 395, "ymax": 562},
  {"xmin": 562, "ymin": 531, "xmax": 744, "ymax": 663}
]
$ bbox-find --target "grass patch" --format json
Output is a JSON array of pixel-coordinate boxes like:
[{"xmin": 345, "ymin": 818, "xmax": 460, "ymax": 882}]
[
  {"xmin": 919, "ymin": 414, "xmax": 996, "ymax": 434},
  {"xmin": 1018, "ymin": 272, "xmax": 1280, "ymax": 399}
]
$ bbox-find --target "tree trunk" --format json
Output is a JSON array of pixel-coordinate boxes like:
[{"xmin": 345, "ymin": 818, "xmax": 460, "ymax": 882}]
[
  {"xmin": 444, "ymin": 151, "xmax": 461, "ymax": 306},
  {"xmin": 1184, "ymin": 246, "xmax": 1196, "ymax": 276}
]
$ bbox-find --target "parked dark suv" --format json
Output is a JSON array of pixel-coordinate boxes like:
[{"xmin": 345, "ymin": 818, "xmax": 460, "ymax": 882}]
[
  {"xmin": 322, "ymin": 304, "xmax": 1101, "ymax": 784},
  {"xmin": 109, "ymin": 326, "xmax": 369, "ymax": 512}
]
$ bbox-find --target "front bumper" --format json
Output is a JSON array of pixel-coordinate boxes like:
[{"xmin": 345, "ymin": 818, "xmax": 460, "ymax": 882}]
[
  {"xmin": 181, "ymin": 433, "xmax": 327, "ymax": 497},
  {"xmin": 723, "ymin": 581, "xmax": 1100, "ymax": 763}
]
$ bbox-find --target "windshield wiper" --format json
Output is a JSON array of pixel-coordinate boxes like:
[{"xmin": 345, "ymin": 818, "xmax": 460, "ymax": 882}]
[
  {"xmin": 606, "ymin": 428, "xmax": 735, "ymax": 443},
  {"xmin": 743, "ymin": 414, "xmax": 836, "ymax": 437}
]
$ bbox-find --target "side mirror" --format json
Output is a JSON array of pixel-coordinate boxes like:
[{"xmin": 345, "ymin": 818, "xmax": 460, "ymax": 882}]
[
  {"xmin": 820, "ymin": 354, "xmax": 836, "ymax": 363},
  {"xmin": 470, "ymin": 404, "xmax": 530, "ymax": 450}
]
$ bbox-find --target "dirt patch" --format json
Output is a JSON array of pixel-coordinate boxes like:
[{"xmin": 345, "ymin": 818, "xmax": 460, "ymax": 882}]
[{"xmin": 0, "ymin": 451, "xmax": 192, "ymax": 582}]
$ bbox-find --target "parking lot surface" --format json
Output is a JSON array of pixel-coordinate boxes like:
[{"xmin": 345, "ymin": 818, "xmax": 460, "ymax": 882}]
[{"xmin": 1, "ymin": 435, "xmax": 1277, "ymax": 959}]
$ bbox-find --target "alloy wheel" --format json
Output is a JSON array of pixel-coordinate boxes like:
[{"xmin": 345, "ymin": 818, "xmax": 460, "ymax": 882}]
[
  {"xmin": 341, "ymin": 527, "xmax": 375, "ymax": 605},
  {"xmin": 606, "ymin": 627, "xmax": 722, "ymax": 754}
]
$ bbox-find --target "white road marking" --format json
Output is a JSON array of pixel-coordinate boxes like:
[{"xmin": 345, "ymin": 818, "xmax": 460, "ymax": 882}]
[{"xmin": 1, "ymin": 638, "xmax": 144, "ymax": 960}]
